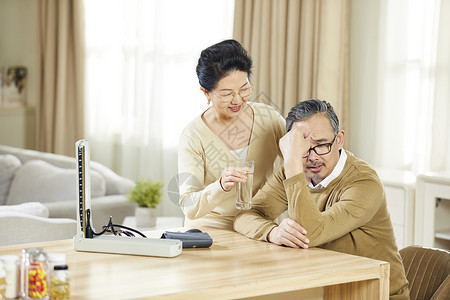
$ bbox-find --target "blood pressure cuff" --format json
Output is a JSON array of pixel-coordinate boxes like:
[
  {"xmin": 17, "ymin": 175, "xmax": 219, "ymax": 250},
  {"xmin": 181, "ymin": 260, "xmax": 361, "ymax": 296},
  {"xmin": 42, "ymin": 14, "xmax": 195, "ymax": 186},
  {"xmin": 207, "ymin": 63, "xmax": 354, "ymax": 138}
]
[{"xmin": 161, "ymin": 231, "xmax": 213, "ymax": 248}]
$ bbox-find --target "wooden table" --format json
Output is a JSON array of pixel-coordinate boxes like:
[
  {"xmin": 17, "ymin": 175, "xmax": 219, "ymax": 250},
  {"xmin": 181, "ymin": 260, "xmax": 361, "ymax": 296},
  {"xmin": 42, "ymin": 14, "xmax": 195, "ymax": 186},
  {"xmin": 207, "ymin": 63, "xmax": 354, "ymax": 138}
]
[{"xmin": 0, "ymin": 228, "xmax": 389, "ymax": 299}]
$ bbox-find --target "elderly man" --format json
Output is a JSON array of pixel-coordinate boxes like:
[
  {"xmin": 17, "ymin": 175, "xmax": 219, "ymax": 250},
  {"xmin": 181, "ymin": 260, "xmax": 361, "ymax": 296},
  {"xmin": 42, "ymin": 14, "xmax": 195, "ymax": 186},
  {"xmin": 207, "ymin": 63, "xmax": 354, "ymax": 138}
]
[{"xmin": 234, "ymin": 99, "xmax": 410, "ymax": 299}]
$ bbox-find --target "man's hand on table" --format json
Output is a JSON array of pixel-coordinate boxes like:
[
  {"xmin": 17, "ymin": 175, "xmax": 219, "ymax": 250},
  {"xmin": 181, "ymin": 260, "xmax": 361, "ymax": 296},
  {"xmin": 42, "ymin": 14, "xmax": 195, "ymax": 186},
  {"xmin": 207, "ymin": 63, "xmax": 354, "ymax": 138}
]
[{"xmin": 268, "ymin": 218, "xmax": 309, "ymax": 249}]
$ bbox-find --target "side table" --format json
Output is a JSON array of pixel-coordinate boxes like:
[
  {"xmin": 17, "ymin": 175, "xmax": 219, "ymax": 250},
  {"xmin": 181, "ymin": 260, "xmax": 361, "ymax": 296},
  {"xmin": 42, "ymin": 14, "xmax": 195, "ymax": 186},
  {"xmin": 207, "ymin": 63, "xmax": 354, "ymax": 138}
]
[
  {"xmin": 376, "ymin": 168, "xmax": 415, "ymax": 249},
  {"xmin": 415, "ymin": 171, "xmax": 450, "ymax": 249}
]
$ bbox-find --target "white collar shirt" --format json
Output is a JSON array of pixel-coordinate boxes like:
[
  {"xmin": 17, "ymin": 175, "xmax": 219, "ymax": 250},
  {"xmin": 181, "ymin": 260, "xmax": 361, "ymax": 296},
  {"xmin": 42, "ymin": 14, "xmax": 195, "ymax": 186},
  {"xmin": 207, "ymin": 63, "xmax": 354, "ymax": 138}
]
[{"xmin": 308, "ymin": 149, "xmax": 348, "ymax": 189}]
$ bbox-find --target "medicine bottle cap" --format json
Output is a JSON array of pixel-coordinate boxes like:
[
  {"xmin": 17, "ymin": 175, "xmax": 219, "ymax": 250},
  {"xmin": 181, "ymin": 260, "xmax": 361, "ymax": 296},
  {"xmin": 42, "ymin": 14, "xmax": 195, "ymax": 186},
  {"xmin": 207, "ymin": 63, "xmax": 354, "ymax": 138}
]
[
  {"xmin": 0, "ymin": 255, "xmax": 19, "ymax": 267},
  {"xmin": 54, "ymin": 265, "xmax": 68, "ymax": 271}
]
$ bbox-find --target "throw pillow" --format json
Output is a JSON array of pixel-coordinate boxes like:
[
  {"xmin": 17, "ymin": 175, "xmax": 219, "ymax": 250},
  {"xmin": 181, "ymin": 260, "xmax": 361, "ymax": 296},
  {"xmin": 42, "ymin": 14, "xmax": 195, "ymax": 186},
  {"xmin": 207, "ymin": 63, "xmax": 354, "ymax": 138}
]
[
  {"xmin": 0, "ymin": 154, "xmax": 21, "ymax": 205},
  {"xmin": 6, "ymin": 160, "xmax": 106, "ymax": 205},
  {"xmin": 91, "ymin": 161, "xmax": 135, "ymax": 195},
  {"xmin": 0, "ymin": 202, "xmax": 49, "ymax": 218}
]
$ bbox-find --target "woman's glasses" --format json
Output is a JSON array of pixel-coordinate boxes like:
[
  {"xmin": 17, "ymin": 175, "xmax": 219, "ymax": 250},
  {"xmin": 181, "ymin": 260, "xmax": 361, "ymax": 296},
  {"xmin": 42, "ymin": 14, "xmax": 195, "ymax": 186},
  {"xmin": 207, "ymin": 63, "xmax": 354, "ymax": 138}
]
[{"xmin": 210, "ymin": 85, "xmax": 254, "ymax": 103}]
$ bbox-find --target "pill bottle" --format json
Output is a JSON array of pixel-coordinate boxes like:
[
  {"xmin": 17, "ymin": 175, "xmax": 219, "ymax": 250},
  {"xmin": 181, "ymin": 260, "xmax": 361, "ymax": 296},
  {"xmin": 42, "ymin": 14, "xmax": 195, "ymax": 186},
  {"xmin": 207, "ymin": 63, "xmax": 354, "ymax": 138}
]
[
  {"xmin": 0, "ymin": 255, "xmax": 19, "ymax": 299},
  {"xmin": 46, "ymin": 253, "xmax": 65, "ymax": 296},
  {"xmin": 21, "ymin": 248, "xmax": 49, "ymax": 300},
  {"xmin": 46, "ymin": 254, "xmax": 65, "ymax": 274},
  {"xmin": 0, "ymin": 260, "xmax": 6, "ymax": 300},
  {"xmin": 50, "ymin": 265, "xmax": 70, "ymax": 300}
]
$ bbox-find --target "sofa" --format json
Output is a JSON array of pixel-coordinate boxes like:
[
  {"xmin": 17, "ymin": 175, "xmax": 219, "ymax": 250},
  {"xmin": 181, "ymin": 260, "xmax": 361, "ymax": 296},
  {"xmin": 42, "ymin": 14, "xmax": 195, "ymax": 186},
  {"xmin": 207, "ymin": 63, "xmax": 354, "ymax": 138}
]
[{"xmin": 0, "ymin": 144, "xmax": 137, "ymax": 246}]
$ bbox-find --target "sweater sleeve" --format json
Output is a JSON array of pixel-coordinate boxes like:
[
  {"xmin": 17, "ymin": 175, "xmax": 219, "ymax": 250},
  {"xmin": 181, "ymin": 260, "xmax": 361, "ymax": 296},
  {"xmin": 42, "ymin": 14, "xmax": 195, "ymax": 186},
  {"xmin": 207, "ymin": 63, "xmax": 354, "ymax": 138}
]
[
  {"xmin": 234, "ymin": 167, "xmax": 288, "ymax": 241},
  {"xmin": 283, "ymin": 173, "xmax": 384, "ymax": 247},
  {"xmin": 178, "ymin": 128, "xmax": 227, "ymax": 220}
]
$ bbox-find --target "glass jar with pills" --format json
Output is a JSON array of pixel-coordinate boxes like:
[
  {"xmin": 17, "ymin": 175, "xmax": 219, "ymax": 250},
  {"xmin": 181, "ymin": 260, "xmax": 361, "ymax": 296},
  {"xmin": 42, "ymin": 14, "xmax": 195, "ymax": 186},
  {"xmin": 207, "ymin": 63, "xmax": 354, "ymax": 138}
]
[{"xmin": 21, "ymin": 248, "xmax": 49, "ymax": 300}]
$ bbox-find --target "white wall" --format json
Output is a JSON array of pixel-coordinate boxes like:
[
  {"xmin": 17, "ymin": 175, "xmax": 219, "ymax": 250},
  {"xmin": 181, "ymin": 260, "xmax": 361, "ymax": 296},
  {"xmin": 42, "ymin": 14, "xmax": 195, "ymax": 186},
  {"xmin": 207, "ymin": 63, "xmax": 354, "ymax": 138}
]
[{"xmin": 0, "ymin": 0, "xmax": 39, "ymax": 108}]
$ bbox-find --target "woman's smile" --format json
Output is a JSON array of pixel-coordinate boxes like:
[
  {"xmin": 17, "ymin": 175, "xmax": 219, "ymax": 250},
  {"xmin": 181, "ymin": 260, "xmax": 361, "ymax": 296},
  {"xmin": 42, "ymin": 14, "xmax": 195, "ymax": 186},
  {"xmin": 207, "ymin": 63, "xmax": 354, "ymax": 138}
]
[{"xmin": 229, "ymin": 105, "xmax": 242, "ymax": 113}]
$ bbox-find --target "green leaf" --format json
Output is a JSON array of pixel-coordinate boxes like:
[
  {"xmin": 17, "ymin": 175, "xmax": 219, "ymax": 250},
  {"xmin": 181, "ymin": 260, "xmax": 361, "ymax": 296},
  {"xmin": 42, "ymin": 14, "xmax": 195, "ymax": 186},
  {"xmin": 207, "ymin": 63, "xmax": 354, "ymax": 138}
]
[{"xmin": 127, "ymin": 177, "xmax": 164, "ymax": 208}]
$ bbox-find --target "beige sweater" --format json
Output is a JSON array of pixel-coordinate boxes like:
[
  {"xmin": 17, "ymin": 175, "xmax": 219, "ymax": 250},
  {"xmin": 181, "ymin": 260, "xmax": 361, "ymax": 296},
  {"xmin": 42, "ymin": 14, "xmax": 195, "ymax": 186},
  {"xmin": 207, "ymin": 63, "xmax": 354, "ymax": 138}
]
[
  {"xmin": 178, "ymin": 102, "xmax": 286, "ymax": 229},
  {"xmin": 235, "ymin": 151, "xmax": 410, "ymax": 299}
]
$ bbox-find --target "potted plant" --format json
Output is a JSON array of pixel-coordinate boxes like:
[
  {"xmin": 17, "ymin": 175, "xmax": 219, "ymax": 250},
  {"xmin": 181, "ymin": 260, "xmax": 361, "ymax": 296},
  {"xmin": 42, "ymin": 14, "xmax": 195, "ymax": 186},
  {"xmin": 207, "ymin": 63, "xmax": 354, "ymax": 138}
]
[{"xmin": 127, "ymin": 178, "xmax": 163, "ymax": 227}]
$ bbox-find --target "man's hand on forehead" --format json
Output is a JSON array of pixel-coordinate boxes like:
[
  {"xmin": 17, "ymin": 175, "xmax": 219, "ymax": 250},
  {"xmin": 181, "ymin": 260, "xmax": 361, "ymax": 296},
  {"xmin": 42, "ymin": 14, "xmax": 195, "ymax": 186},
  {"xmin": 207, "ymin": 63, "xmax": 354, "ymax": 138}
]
[
  {"xmin": 292, "ymin": 121, "xmax": 312, "ymax": 139},
  {"xmin": 279, "ymin": 125, "xmax": 311, "ymax": 179}
]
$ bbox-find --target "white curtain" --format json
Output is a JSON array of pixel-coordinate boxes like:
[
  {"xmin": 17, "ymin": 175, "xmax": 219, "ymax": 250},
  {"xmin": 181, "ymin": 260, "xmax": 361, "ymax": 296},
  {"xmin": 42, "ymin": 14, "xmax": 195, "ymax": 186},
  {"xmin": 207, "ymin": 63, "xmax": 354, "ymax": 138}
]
[
  {"xmin": 84, "ymin": 0, "xmax": 235, "ymax": 216},
  {"xmin": 350, "ymin": 0, "xmax": 450, "ymax": 173}
]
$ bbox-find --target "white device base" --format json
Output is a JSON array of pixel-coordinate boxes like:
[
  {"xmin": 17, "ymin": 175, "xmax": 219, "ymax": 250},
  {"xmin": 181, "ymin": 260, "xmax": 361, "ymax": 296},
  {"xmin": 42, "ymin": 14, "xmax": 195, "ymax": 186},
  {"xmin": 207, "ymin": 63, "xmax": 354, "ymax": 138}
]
[{"xmin": 73, "ymin": 235, "xmax": 182, "ymax": 258}]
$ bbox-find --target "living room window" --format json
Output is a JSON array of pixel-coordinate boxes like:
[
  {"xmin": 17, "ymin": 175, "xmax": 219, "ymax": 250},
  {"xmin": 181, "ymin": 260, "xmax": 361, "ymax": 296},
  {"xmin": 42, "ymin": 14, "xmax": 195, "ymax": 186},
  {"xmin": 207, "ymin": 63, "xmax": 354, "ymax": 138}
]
[
  {"xmin": 351, "ymin": 0, "xmax": 450, "ymax": 173},
  {"xmin": 83, "ymin": 0, "xmax": 234, "ymax": 209}
]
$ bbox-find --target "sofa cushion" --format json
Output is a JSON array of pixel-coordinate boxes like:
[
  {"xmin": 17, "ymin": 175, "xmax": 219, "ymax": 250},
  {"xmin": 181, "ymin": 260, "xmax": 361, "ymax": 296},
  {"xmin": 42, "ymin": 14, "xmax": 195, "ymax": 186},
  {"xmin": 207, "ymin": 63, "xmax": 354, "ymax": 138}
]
[
  {"xmin": 6, "ymin": 160, "xmax": 106, "ymax": 205},
  {"xmin": 90, "ymin": 161, "xmax": 135, "ymax": 195},
  {"xmin": 0, "ymin": 144, "xmax": 76, "ymax": 169},
  {"xmin": 0, "ymin": 202, "xmax": 49, "ymax": 218},
  {"xmin": 0, "ymin": 144, "xmax": 135, "ymax": 196},
  {"xmin": 0, "ymin": 154, "xmax": 22, "ymax": 205}
]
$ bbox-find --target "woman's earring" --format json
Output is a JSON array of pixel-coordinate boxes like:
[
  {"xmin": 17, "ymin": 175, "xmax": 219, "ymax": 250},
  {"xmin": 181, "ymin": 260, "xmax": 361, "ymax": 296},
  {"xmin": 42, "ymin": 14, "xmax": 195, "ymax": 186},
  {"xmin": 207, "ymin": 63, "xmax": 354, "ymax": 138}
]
[{"xmin": 207, "ymin": 99, "xmax": 211, "ymax": 105}]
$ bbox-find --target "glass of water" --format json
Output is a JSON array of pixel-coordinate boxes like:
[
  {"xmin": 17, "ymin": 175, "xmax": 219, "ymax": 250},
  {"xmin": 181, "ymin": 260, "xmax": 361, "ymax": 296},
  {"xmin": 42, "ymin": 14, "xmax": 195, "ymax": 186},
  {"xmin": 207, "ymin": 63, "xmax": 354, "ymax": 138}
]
[{"xmin": 235, "ymin": 160, "xmax": 254, "ymax": 210}]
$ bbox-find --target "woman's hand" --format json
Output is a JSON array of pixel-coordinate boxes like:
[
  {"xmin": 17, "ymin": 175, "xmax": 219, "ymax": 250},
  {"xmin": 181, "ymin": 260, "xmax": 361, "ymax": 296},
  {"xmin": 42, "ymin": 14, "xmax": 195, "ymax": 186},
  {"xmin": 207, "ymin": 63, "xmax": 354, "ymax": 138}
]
[{"xmin": 219, "ymin": 167, "xmax": 247, "ymax": 192}]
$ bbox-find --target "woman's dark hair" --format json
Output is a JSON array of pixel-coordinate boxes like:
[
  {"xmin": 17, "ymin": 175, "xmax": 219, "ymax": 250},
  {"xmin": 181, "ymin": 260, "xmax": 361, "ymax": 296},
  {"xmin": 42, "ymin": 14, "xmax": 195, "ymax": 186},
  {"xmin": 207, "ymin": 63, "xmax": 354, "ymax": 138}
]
[
  {"xmin": 285, "ymin": 99, "xmax": 340, "ymax": 134},
  {"xmin": 196, "ymin": 39, "xmax": 253, "ymax": 91}
]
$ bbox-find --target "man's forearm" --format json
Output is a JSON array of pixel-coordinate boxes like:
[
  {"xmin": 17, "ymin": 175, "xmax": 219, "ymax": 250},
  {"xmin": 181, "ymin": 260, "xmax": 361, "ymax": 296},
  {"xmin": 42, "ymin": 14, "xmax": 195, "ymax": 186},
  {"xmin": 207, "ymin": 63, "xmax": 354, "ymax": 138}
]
[
  {"xmin": 234, "ymin": 210, "xmax": 277, "ymax": 241},
  {"xmin": 284, "ymin": 161, "xmax": 303, "ymax": 179},
  {"xmin": 234, "ymin": 167, "xmax": 289, "ymax": 241}
]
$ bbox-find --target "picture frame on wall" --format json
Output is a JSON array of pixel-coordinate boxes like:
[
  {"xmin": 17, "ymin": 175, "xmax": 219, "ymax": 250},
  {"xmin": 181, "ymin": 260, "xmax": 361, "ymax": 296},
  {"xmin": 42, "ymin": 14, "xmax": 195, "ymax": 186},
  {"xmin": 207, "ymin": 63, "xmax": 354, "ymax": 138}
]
[{"xmin": 0, "ymin": 66, "xmax": 27, "ymax": 108}]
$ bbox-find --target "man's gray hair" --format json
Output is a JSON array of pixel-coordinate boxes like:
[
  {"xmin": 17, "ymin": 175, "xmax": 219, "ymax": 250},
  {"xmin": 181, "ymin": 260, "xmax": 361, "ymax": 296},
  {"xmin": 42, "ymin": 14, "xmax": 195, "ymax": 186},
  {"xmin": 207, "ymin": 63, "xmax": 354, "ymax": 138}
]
[{"xmin": 285, "ymin": 99, "xmax": 340, "ymax": 134}]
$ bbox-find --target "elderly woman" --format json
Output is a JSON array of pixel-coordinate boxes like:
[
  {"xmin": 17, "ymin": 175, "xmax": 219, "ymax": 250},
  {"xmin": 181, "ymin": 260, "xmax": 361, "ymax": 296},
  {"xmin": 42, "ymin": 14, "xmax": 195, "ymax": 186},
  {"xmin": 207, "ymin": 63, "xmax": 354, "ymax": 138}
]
[{"xmin": 178, "ymin": 39, "xmax": 285, "ymax": 229}]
